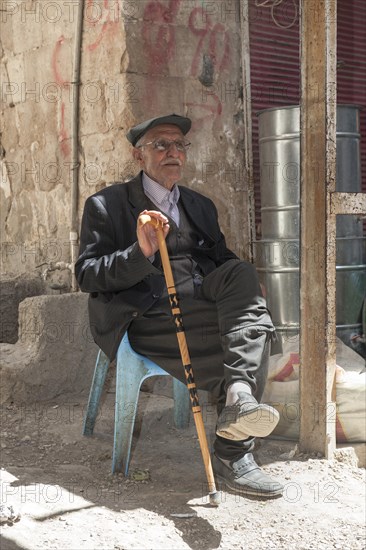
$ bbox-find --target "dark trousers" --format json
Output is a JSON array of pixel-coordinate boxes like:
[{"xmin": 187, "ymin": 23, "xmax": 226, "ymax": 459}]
[{"xmin": 129, "ymin": 259, "xmax": 275, "ymax": 459}]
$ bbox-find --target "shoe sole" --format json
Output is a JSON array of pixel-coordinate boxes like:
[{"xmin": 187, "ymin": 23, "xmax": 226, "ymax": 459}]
[
  {"xmin": 215, "ymin": 472, "xmax": 283, "ymax": 498},
  {"xmin": 216, "ymin": 404, "xmax": 280, "ymax": 440}
]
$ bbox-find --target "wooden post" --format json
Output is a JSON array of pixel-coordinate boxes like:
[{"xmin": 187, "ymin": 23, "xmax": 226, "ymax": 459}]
[{"xmin": 299, "ymin": 0, "xmax": 337, "ymax": 457}]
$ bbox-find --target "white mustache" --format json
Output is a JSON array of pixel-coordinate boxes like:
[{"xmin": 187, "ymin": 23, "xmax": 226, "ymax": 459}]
[{"xmin": 162, "ymin": 159, "xmax": 182, "ymax": 166}]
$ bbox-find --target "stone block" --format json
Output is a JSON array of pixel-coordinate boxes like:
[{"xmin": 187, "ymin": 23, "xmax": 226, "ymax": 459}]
[
  {"xmin": 9, "ymin": 3, "xmax": 43, "ymax": 55},
  {"xmin": 103, "ymin": 75, "xmax": 137, "ymax": 129},
  {"xmin": 0, "ymin": 293, "xmax": 98, "ymax": 403},
  {"xmin": 79, "ymin": 133, "xmax": 120, "ymax": 189},
  {"xmin": 40, "ymin": 2, "xmax": 78, "ymax": 45},
  {"xmin": 81, "ymin": 21, "xmax": 126, "ymax": 83},
  {"xmin": 0, "ymin": 181, "xmax": 72, "ymax": 275},
  {"xmin": 0, "ymin": 274, "xmax": 45, "ymax": 344},
  {"xmin": 125, "ymin": 73, "xmax": 185, "ymax": 123},
  {"xmin": 79, "ymin": 82, "xmax": 109, "ymax": 136},
  {"xmin": 2, "ymin": 53, "xmax": 25, "ymax": 106},
  {"xmin": 1, "ymin": 104, "xmax": 20, "ymax": 152},
  {"xmin": 24, "ymin": 42, "xmax": 69, "ymax": 101},
  {"xmin": 4, "ymin": 192, "xmax": 34, "ymax": 242}
]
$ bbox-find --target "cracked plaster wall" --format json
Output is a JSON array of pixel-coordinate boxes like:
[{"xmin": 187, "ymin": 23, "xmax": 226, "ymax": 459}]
[{"xmin": 1, "ymin": 0, "xmax": 247, "ymax": 283}]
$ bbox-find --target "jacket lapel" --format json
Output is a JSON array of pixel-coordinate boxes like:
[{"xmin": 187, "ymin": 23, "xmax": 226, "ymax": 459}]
[
  {"xmin": 127, "ymin": 172, "xmax": 149, "ymax": 221},
  {"xmin": 179, "ymin": 186, "xmax": 216, "ymax": 242}
]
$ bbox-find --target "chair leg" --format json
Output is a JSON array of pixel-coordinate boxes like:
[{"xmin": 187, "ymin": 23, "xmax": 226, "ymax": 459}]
[
  {"xmin": 112, "ymin": 346, "xmax": 149, "ymax": 475},
  {"xmin": 173, "ymin": 378, "xmax": 190, "ymax": 429},
  {"xmin": 82, "ymin": 350, "xmax": 110, "ymax": 436}
]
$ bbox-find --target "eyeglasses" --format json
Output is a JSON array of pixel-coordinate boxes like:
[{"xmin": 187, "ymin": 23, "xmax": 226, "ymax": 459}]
[{"xmin": 138, "ymin": 138, "xmax": 191, "ymax": 153}]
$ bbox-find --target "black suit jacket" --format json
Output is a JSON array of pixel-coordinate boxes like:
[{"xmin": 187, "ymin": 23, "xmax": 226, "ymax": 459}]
[{"xmin": 75, "ymin": 173, "xmax": 238, "ymax": 359}]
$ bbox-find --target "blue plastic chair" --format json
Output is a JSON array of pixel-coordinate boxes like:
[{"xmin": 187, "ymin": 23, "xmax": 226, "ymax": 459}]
[{"xmin": 82, "ymin": 332, "xmax": 190, "ymax": 475}]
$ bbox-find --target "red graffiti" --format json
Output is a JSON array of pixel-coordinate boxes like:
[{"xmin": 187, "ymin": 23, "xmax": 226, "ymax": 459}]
[
  {"xmin": 182, "ymin": 8, "xmax": 231, "ymax": 129},
  {"xmin": 86, "ymin": 0, "xmax": 121, "ymax": 52},
  {"xmin": 51, "ymin": 35, "xmax": 68, "ymax": 86},
  {"xmin": 142, "ymin": 0, "xmax": 182, "ymax": 72},
  {"xmin": 188, "ymin": 7, "xmax": 230, "ymax": 77},
  {"xmin": 184, "ymin": 94, "xmax": 222, "ymax": 130},
  {"xmin": 51, "ymin": 2, "xmax": 121, "ymax": 157},
  {"xmin": 59, "ymin": 102, "xmax": 71, "ymax": 157},
  {"xmin": 139, "ymin": 0, "xmax": 230, "ymax": 125}
]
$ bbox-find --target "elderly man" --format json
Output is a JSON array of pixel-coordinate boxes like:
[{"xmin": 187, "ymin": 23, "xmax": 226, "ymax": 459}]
[{"xmin": 76, "ymin": 114, "xmax": 283, "ymax": 498}]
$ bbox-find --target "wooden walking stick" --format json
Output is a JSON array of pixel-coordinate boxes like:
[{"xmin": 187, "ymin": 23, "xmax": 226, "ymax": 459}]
[{"xmin": 139, "ymin": 214, "xmax": 220, "ymax": 506}]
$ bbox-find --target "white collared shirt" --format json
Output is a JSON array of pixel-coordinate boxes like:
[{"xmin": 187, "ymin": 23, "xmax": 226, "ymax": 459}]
[{"xmin": 142, "ymin": 172, "xmax": 180, "ymax": 227}]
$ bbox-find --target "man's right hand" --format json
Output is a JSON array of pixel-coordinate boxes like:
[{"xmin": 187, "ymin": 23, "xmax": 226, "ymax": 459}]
[{"xmin": 137, "ymin": 210, "xmax": 170, "ymax": 258}]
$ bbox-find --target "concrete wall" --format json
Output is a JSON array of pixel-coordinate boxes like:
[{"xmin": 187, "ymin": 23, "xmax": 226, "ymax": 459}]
[{"xmin": 1, "ymin": 0, "xmax": 246, "ymax": 286}]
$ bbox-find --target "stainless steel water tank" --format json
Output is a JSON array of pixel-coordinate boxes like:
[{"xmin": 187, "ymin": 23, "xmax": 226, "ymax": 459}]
[{"xmin": 255, "ymin": 105, "xmax": 366, "ymax": 343}]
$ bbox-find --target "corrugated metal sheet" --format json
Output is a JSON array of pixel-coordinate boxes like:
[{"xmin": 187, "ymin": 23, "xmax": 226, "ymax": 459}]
[
  {"xmin": 249, "ymin": 0, "xmax": 365, "ymax": 237},
  {"xmin": 249, "ymin": 0, "xmax": 300, "ymax": 236},
  {"xmin": 337, "ymin": 0, "xmax": 366, "ymax": 216}
]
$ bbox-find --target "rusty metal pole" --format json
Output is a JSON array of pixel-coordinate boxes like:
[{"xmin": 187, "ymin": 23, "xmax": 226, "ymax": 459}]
[
  {"xmin": 239, "ymin": 0, "xmax": 256, "ymax": 261},
  {"xmin": 70, "ymin": 0, "xmax": 85, "ymax": 292},
  {"xmin": 299, "ymin": 0, "xmax": 337, "ymax": 457}
]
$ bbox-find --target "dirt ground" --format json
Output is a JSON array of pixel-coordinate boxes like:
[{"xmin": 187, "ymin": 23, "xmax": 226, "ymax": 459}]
[{"xmin": 1, "ymin": 386, "xmax": 365, "ymax": 550}]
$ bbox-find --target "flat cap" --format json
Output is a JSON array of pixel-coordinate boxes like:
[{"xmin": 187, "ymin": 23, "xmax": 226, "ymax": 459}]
[{"xmin": 126, "ymin": 113, "xmax": 191, "ymax": 146}]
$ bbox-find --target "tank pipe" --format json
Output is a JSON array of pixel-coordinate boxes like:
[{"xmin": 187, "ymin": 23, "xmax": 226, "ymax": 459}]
[{"xmin": 70, "ymin": 0, "xmax": 85, "ymax": 291}]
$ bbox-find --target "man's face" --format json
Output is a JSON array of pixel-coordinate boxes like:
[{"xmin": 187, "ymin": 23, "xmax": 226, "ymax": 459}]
[{"xmin": 133, "ymin": 124, "xmax": 188, "ymax": 190}]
